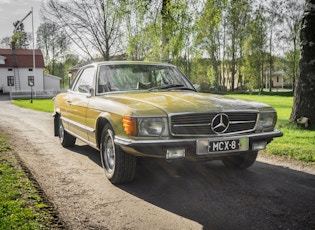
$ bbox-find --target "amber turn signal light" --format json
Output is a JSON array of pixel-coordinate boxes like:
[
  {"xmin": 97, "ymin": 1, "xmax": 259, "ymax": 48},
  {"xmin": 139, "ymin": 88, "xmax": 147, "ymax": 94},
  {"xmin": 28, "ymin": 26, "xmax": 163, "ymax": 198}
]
[{"xmin": 122, "ymin": 116, "xmax": 137, "ymax": 136}]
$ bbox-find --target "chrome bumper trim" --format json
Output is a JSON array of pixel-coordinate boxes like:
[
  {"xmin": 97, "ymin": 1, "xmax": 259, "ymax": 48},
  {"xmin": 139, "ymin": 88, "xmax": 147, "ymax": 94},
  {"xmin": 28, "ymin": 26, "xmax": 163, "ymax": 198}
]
[{"xmin": 114, "ymin": 130, "xmax": 283, "ymax": 146}]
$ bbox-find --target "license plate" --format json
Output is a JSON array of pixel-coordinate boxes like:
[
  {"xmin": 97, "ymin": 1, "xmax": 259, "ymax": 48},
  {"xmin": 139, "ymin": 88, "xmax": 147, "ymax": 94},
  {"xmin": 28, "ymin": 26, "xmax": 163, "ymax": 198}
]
[
  {"xmin": 196, "ymin": 137, "xmax": 249, "ymax": 155},
  {"xmin": 208, "ymin": 140, "xmax": 239, "ymax": 152}
]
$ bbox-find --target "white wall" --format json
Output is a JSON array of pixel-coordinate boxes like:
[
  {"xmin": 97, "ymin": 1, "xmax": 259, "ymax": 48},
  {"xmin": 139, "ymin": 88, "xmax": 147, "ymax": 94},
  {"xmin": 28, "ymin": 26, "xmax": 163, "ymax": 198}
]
[
  {"xmin": 0, "ymin": 67, "xmax": 44, "ymax": 93},
  {"xmin": 0, "ymin": 68, "xmax": 8, "ymax": 92},
  {"xmin": 44, "ymin": 74, "xmax": 61, "ymax": 90},
  {"xmin": 19, "ymin": 68, "xmax": 44, "ymax": 91}
]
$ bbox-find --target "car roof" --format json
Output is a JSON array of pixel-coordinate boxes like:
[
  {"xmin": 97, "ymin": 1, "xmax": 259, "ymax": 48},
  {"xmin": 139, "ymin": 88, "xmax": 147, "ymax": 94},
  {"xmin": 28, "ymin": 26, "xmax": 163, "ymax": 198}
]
[{"xmin": 87, "ymin": 61, "xmax": 176, "ymax": 68}]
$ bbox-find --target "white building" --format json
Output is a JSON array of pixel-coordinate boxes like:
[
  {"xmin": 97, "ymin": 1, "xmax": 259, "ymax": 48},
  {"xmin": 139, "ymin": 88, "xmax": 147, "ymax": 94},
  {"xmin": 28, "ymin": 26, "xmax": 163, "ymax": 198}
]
[{"xmin": 0, "ymin": 44, "xmax": 61, "ymax": 95}]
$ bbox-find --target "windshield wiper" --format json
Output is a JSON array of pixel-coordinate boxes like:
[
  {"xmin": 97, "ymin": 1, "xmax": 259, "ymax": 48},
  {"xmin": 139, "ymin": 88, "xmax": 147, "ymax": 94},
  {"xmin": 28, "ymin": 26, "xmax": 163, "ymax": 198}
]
[{"xmin": 149, "ymin": 84, "xmax": 195, "ymax": 91}]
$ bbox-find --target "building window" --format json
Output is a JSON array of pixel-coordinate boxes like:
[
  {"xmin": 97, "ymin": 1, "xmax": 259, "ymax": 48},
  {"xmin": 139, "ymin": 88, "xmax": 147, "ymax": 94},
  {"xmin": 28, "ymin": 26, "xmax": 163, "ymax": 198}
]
[
  {"xmin": 8, "ymin": 68, "xmax": 12, "ymax": 71},
  {"xmin": 7, "ymin": 76, "xmax": 14, "ymax": 86},
  {"xmin": 277, "ymin": 76, "xmax": 279, "ymax": 83},
  {"xmin": 29, "ymin": 68, "xmax": 33, "ymax": 71},
  {"xmin": 28, "ymin": 76, "xmax": 35, "ymax": 86}
]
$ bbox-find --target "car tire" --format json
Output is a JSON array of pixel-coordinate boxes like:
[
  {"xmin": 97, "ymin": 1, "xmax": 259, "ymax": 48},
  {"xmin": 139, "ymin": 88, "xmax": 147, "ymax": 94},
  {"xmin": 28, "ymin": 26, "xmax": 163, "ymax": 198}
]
[
  {"xmin": 58, "ymin": 117, "xmax": 76, "ymax": 147},
  {"xmin": 221, "ymin": 151, "xmax": 258, "ymax": 169},
  {"xmin": 100, "ymin": 124, "xmax": 136, "ymax": 184}
]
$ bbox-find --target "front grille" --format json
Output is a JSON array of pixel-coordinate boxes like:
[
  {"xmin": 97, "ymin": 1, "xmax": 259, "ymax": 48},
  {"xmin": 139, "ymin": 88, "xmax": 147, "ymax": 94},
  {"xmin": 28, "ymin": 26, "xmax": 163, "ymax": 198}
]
[{"xmin": 170, "ymin": 111, "xmax": 258, "ymax": 136}]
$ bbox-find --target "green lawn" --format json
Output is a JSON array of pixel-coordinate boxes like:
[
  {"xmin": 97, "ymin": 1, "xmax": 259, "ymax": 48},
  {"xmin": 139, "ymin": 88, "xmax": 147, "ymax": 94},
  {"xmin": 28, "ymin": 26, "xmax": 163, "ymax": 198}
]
[
  {"xmin": 13, "ymin": 99, "xmax": 54, "ymax": 113},
  {"xmin": 13, "ymin": 96, "xmax": 315, "ymax": 162},
  {"xmin": 228, "ymin": 94, "xmax": 315, "ymax": 162}
]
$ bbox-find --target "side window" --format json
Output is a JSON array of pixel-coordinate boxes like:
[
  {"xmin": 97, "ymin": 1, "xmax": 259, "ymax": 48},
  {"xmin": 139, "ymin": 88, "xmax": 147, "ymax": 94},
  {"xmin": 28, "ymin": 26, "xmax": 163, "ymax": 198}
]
[
  {"xmin": 97, "ymin": 65, "xmax": 111, "ymax": 93},
  {"xmin": 72, "ymin": 67, "xmax": 95, "ymax": 92},
  {"xmin": 7, "ymin": 76, "xmax": 14, "ymax": 86}
]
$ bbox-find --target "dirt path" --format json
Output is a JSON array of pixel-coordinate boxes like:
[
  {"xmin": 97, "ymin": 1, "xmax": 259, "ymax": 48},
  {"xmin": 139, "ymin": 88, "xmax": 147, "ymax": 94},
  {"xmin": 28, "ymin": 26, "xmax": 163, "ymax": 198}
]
[{"xmin": 0, "ymin": 98, "xmax": 314, "ymax": 230}]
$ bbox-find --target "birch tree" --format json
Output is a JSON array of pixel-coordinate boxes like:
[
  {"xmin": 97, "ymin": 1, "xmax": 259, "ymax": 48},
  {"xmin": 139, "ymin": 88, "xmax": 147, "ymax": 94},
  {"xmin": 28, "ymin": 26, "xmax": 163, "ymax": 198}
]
[
  {"xmin": 226, "ymin": 0, "xmax": 251, "ymax": 91},
  {"xmin": 195, "ymin": 0, "xmax": 226, "ymax": 90},
  {"xmin": 126, "ymin": 0, "xmax": 193, "ymax": 65},
  {"xmin": 242, "ymin": 6, "xmax": 267, "ymax": 92},
  {"xmin": 282, "ymin": 0, "xmax": 304, "ymax": 90},
  {"xmin": 263, "ymin": 0, "xmax": 285, "ymax": 91},
  {"xmin": 37, "ymin": 22, "xmax": 70, "ymax": 75}
]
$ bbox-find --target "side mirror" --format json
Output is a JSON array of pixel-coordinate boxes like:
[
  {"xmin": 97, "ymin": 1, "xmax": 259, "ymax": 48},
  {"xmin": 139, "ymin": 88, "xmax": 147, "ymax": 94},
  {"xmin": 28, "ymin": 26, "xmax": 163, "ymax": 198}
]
[{"xmin": 78, "ymin": 85, "xmax": 94, "ymax": 96}]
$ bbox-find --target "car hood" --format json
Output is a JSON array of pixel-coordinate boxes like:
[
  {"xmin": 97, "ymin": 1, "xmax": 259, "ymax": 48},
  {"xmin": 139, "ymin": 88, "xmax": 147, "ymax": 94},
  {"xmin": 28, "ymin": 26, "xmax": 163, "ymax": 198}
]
[{"xmin": 97, "ymin": 92, "xmax": 271, "ymax": 116}]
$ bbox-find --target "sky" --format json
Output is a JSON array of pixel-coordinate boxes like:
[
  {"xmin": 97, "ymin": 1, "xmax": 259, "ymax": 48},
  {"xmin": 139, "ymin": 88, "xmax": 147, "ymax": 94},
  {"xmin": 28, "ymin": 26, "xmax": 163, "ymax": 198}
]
[{"xmin": 0, "ymin": 0, "xmax": 46, "ymax": 41}]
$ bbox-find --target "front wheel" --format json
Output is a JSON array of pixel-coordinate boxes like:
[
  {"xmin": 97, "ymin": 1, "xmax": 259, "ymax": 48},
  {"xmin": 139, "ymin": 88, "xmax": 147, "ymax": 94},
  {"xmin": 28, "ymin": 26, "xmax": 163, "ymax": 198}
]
[
  {"xmin": 100, "ymin": 124, "xmax": 136, "ymax": 184},
  {"xmin": 58, "ymin": 117, "xmax": 76, "ymax": 147},
  {"xmin": 221, "ymin": 151, "xmax": 258, "ymax": 169}
]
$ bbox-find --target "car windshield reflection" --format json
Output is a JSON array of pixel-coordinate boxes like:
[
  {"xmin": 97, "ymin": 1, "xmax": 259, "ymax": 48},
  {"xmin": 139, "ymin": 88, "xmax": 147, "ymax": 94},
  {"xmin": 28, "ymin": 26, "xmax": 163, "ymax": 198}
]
[{"xmin": 97, "ymin": 64, "xmax": 195, "ymax": 93}]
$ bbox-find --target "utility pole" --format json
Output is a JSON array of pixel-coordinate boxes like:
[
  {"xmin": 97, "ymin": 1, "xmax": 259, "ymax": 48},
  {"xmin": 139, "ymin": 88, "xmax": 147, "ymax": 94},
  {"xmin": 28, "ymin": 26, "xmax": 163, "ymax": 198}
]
[{"xmin": 14, "ymin": 9, "xmax": 35, "ymax": 97}]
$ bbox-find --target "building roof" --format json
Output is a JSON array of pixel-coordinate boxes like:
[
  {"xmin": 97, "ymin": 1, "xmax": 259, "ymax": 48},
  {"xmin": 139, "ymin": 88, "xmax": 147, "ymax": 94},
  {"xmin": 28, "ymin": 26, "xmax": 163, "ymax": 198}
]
[
  {"xmin": 272, "ymin": 70, "xmax": 285, "ymax": 75},
  {"xmin": 0, "ymin": 49, "xmax": 45, "ymax": 68},
  {"xmin": 44, "ymin": 73, "xmax": 62, "ymax": 80},
  {"xmin": 264, "ymin": 70, "xmax": 285, "ymax": 76}
]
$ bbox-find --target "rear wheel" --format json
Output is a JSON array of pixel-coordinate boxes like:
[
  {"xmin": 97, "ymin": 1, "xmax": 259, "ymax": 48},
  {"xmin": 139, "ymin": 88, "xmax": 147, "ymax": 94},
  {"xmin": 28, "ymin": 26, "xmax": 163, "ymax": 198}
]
[
  {"xmin": 58, "ymin": 117, "xmax": 76, "ymax": 147},
  {"xmin": 100, "ymin": 124, "xmax": 136, "ymax": 184},
  {"xmin": 221, "ymin": 151, "xmax": 258, "ymax": 169}
]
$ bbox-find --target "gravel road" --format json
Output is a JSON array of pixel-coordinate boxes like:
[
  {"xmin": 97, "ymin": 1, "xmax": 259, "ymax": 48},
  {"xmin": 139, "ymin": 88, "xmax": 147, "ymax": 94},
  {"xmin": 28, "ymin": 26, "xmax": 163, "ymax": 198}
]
[{"xmin": 0, "ymin": 97, "xmax": 314, "ymax": 230}]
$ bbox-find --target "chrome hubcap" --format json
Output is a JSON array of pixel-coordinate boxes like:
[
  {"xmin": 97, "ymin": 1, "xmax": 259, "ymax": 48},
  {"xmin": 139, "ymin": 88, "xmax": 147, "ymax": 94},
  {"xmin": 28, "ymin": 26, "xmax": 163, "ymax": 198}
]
[{"xmin": 103, "ymin": 131, "xmax": 115, "ymax": 173}]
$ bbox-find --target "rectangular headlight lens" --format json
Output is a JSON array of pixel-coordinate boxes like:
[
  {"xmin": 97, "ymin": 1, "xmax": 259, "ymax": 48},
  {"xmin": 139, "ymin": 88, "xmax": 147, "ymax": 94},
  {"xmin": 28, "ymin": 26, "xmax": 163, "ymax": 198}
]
[
  {"xmin": 138, "ymin": 117, "xmax": 169, "ymax": 136},
  {"xmin": 257, "ymin": 112, "xmax": 276, "ymax": 131}
]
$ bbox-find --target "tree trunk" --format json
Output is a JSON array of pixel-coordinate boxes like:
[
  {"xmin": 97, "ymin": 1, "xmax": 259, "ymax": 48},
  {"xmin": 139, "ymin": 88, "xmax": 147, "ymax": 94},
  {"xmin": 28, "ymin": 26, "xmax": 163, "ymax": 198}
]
[
  {"xmin": 290, "ymin": 0, "xmax": 315, "ymax": 127},
  {"xmin": 292, "ymin": 36, "xmax": 297, "ymax": 91},
  {"xmin": 161, "ymin": 0, "xmax": 170, "ymax": 62},
  {"xmin": 231, "ymin": 38, "xmax": 236, "ymax": 91}
]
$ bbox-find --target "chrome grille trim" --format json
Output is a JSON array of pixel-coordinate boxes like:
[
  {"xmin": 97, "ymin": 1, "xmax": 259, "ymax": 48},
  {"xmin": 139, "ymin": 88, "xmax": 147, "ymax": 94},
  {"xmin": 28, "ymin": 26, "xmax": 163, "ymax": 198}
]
[
  {"xmin": 170, "ymin": 111, "xmax": 258, "ymax": 136},
  {"xmin": 173, "ymin": 123, "xmax": 211, "ymax": 127}
]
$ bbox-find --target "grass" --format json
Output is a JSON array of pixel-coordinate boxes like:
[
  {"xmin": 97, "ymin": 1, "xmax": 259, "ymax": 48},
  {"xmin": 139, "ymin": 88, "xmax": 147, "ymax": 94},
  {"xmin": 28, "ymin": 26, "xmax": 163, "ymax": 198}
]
[
  {"xmin": 13, "ymin": 99, "xmax": 54, "ymax": 113},
  {"xmin": 0, "ymin": 132, "xmax": 62, "ymax": 229},
  {"xmin": 228, "ymin": 93, "xmax": 315, "ymax": 162},
  {"xmin": 13, "ymin": 96, "xmax": 315, "ymax": 163}
]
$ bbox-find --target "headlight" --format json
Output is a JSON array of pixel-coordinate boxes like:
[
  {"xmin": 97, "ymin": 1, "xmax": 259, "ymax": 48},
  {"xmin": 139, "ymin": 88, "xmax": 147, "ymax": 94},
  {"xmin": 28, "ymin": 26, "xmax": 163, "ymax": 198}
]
[
  {"xmin": 123, "ymin": 116, "xmax": 169, "ymax": 137},
  {"xmin": 257, "ymin": 111, "xmax": 277, "ymax": 131},
  {"xmin": 138, "ymin": 117, "xmax": 168, "ymax": 136}
]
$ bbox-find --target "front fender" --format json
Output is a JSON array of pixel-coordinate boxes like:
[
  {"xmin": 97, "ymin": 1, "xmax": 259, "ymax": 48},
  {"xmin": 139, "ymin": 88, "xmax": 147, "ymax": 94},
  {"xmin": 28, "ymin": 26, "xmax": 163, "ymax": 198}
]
[{"xmin": 95, "ymin": 112, "xmax": 118, "ymax": 148}]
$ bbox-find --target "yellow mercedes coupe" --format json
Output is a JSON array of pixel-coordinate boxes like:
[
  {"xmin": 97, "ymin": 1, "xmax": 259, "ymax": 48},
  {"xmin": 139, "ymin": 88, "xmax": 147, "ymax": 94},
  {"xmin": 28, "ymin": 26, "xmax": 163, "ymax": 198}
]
[{"xmin": 53, "ymin": 61, "xmax": 282, "ymax": 184}]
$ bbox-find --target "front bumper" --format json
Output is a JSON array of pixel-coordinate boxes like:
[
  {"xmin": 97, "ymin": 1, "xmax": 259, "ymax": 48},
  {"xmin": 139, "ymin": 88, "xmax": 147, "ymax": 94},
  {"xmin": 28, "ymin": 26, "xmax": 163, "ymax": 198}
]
[{"xmin": 115, "ymin": 130, "xmax": 283, "ymax": 160}]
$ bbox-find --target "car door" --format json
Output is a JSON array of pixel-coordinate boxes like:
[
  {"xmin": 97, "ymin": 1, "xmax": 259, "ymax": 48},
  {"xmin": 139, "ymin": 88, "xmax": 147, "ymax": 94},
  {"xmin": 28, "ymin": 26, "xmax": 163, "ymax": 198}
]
[{"xmin": 64, "ymin": 66, "xmax": 95, "ymax": 141}]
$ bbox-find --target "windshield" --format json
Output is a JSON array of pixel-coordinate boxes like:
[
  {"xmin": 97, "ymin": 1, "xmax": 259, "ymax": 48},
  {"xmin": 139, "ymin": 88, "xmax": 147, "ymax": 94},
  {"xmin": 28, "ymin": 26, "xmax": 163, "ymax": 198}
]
[{"xmin": 97, "ymin": 64, "xmax": 195, "ymax": 93}]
